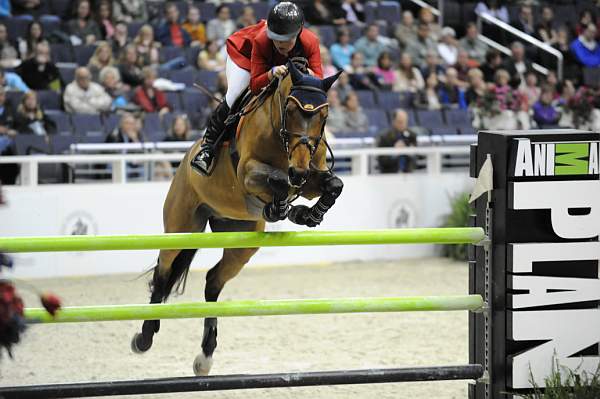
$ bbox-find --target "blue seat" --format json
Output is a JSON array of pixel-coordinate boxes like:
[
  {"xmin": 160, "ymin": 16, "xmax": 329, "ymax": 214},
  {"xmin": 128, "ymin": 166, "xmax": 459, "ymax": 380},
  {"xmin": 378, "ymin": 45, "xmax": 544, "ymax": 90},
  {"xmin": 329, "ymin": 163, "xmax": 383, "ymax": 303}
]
[
  {"xmin": 37, "ymin": 90, "xmax": 61, "ymax": 110},
  {"xmin": 73, "ymin": 45, "xmax": 97, "ymax": 66},
  {"xmin": 459, "ymin": 126, "xmax": 476, "ymax": 135},
  {"xmin": 377, "ymin": 2, "xmax": 401, "ymax": 24},
  {"xmin": 6, "ymin": 91, "xmax": 24, "ymax": 107},
  {"xmin": 102, "ymin": 113, "xmax": 120, "ymax": 134},
  {"xmin": 444, "ymin": 109, "xmax": 473, "ymax": 130},
  {"xmin": 429, "ymin": 127, "xmax": 458, "ymax": 136},
  {"xmin": 50, "ymin": 0, "xmax": 73, "ymax": 18},
  {"xmin": 376, "ymin": 91, "xmax": 412, "ymax": 110},
  {"xmin": 127, "ymin": 21, "xmax": 145, "ymax": 38},
  {"xmin": 50, "ymin": 135, "xmax": 77, "ymax": 154},
  {"xmin": 4, "ymin": 18, "xmax": 30, "ymax": 41},
  {"xmin": 250, "ymin": 2, "xmax": 269, "ymax": 18},
  {"xmin": 71, "ymin": 114, "xmax": 103, "ymax": 136},
  {"xmin": 14, "ymin": 135, "xmax": 50, "ymax": 155},
  {"xmin": 318, "ymin": 25, "xmax": 336, "ymax": 47},
  {"xmin": 364, "ymin": 3, "xmax": 377, "ymax": 23},
  {"xmin": 185, "ymin": 47, "xmax": 201, "ymax": 66},
  {"xmin": 416, "ymin": 110, "xmax": 446, "ymax": 129},
  {"xmin": 226, "ymin": 2, "xmax": 245, "ymax": 18},
  {"xmin": 160, "ymin": 46, "xmax": 185, "ymax": 63},
  {"xmin": 40, "ymin": 18, "xmax": 61, "ymax": 35},
  {"xmin": 58, "ymin": 64, "xmax": 76, "ymax": 84},
  {"xmin": 355, "ymin": 90, "xmax": 376, "ymax": 109},
  {"xmin": 142, "ymin": 113, "xmax": 165, "ymax": 141},
  {"xmin": 170, "ymin": 68, "xmax": 197, "ymax": 87},
  {"xmin": 51, "ymin": 43, "xmax": 74, "ymax": 63},
  {"xmin": 197, "ymin": 2, "xmax": 216, "ymax": 21},
  {"xmin": 196, "ymin": 70, "xmax": 218, "ymax": 91},
  {"xmin": 45, "ymin": 110, "xmax": 72, "ymax": 135},
  {"xmin": 365, "ymin": 109, "xmax": 389, "ymax": 135},
  {"xmin": 183, "ymin": 89, "xmax": 209, "ymax": 114},
  {"xmin": 583, "ymin": 67, "xmax": 600, "ymax": 88},
  {"xmin": 165, "ymin": 92, "xmax": 183, "ymax": 111}
]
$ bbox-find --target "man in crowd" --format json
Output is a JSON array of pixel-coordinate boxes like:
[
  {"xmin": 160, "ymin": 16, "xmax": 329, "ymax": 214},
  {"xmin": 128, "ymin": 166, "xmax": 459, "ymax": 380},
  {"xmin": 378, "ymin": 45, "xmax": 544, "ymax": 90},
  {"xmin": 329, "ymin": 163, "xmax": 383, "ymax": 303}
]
[
  {"xmin": 571, "ymin": 24, "xmax": 600, "ymax": 67},
  {"xmin": 156, "ymin": 2, "xmax": 191, "ymax": 48},
  {"xmin": 354, "ymin": 23, "xmax": 388, "ymax": 67},
  {"xmin": 16, "ymin": 41, "xmax": 61, "ymax": 91},
  {"xmin": 405, "ymin": 21, "xmax": 437, "ymax": 69},
  {"xmin": 459, "ymin": 22, "xmax": 487, "ymax": 65},
  {"xmin": 63, "ymin": 67, "xmax": 112, "ymax": 114},
  {"xmin": 377, "ymin": 109, "xmax": 418, "ymax": 173}
]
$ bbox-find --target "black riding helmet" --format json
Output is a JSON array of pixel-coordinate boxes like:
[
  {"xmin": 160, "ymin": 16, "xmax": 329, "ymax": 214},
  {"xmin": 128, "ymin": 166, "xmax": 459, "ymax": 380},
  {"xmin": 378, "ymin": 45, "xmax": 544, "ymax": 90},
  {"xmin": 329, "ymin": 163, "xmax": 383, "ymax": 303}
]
[{"xmin": 266, "ymin": 2, "xmax": 304, "ymax": 42}]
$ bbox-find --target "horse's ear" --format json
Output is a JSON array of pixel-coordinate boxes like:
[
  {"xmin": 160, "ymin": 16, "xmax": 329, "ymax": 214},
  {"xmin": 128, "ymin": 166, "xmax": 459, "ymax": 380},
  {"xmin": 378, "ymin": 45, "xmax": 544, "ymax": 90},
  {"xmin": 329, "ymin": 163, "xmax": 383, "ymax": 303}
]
[
  {"xmin": 288, "ymin": 60, "xmax": 303, "ymax": 84},
  {"xmin": 321, "ymin": 70, "xmax": 342, "ymax": 92}
]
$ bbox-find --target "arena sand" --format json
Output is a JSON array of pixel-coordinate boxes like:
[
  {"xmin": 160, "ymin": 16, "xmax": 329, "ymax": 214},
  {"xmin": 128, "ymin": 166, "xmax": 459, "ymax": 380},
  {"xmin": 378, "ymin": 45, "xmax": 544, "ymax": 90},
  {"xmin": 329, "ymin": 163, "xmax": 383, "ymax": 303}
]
[{"xmin": 2, "ymin": 257, "xmax": 471, "ymax": 399}]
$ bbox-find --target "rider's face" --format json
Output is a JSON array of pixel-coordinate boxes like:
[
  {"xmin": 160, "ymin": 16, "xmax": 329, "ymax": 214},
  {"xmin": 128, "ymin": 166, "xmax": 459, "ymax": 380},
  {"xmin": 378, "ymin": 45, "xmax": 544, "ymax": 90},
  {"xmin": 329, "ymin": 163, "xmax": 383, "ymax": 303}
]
[{"xmin": 273, "ymin": 37, "xmax": 296, "ymax": 55}]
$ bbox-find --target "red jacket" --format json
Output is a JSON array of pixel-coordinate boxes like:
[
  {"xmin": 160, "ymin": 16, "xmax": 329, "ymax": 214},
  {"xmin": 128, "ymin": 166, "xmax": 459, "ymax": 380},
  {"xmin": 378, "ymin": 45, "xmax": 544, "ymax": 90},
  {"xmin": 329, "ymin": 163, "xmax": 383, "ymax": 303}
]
[
  {"xmin": 133, "ymin": 86, "xmax": 170, "ymax": 113},
  {"xmin": 226, "ymin": 20, "xmax": 323, "ymax": 93}
]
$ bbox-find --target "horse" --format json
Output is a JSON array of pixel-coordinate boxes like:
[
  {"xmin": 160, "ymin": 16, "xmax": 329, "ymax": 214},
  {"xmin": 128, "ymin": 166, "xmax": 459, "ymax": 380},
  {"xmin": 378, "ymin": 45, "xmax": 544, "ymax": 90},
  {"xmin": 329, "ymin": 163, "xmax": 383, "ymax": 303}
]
[{"xmin": 131, "ymin": 60, "xmax": 343, "ymax": 376}]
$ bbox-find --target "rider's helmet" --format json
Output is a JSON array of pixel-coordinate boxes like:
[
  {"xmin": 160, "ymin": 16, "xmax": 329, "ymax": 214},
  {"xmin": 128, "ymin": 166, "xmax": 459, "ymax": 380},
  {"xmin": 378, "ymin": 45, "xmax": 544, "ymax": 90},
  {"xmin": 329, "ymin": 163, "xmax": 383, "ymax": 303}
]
[{"xmin": 266, "ymin": 2, "xmax": 304, "ymax": 42}]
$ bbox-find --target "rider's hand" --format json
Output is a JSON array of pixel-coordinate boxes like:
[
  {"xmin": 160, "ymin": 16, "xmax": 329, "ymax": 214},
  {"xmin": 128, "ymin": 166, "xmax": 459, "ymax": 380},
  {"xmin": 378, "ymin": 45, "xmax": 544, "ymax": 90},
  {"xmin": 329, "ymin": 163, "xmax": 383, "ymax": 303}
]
[{"xmin": 270, "ymin": 65, "xmax": 288, "ymax": 80}]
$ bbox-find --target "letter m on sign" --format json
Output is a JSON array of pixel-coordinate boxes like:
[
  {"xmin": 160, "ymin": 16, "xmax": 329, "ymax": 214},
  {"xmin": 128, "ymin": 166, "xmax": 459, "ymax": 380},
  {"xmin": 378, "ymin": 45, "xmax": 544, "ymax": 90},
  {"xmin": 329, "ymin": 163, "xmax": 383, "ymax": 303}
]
[{"xmin": 555, "ymin": 143, "xmax": 589, "ymax": 175}]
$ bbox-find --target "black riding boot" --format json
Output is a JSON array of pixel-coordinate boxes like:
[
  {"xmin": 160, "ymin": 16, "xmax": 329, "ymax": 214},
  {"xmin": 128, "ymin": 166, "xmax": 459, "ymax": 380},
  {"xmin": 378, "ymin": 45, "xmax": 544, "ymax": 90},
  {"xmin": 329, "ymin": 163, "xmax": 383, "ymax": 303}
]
[{"xmin": 191, "ymin": 101, "xmax": 230, "ymax": 176}]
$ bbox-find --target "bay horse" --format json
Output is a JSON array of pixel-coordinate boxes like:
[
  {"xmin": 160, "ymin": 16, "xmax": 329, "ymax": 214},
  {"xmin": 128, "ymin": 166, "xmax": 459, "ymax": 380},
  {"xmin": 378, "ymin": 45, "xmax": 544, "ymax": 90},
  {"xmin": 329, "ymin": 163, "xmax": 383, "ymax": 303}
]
[{"xmin": 131, "ymin": 61, "xmax": 343, "ymax": 376}]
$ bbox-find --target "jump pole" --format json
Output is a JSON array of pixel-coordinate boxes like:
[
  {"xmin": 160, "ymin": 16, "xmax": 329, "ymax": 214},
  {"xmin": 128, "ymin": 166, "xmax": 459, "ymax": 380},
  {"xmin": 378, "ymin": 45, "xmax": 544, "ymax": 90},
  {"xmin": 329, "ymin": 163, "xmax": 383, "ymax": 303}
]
[
  {"xmin": 25, "ymin": 295, "xmax": 484, "ymax": 324},
  {"xmin": 0, "ymin": 365, "xmax": 485, "ymax": 399},
  {"xmin": 0, "ymin": 227, "xmax": 486, "ymax": 253}
]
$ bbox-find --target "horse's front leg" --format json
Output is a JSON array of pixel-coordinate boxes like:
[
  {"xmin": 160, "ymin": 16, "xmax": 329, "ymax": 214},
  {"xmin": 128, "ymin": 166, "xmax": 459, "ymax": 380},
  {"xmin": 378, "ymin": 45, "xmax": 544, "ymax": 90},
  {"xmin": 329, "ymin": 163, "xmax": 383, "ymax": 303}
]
[
  {"xmin": 288, "ymin": 171, "xmax": 343, "ymax": 227},
  {"xmin": 242, "ymin": 159, "xmax": 290, "ymax": 222}
]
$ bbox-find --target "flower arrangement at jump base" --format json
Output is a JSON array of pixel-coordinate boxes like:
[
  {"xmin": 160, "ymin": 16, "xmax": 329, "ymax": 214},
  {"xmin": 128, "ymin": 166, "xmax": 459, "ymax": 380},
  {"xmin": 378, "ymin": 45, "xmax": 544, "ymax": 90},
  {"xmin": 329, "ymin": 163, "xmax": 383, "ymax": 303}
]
[
  {"xmin": 0, "ymin": 185, "xmax": 62, "ymax": 358},
  {"xmin": 473, "ymin": 84, "xmax": 530, "ymax": 130},
  {"xmin": 559, "ymin": 86, "xmax": 600, "ymax": 130}
]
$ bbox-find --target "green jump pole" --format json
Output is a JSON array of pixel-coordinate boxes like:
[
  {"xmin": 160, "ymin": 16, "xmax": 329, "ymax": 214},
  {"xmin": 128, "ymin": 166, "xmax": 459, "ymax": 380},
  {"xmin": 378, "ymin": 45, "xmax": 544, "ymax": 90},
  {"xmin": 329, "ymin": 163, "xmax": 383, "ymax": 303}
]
[
  {"xmin": 25, "ymin": 295, "xmax": 484, "ymax": 324},
  {"xmin": 0, "ymin": 228, "xmax": 485, "ymax": 253}
]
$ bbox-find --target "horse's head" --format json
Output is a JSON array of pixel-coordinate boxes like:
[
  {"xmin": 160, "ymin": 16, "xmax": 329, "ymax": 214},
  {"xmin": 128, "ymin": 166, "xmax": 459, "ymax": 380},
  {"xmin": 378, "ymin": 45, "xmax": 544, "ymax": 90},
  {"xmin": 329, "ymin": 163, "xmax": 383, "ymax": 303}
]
[{"xmin": 278, "ymin": 60, "xmax": 341, "ymax": 188}]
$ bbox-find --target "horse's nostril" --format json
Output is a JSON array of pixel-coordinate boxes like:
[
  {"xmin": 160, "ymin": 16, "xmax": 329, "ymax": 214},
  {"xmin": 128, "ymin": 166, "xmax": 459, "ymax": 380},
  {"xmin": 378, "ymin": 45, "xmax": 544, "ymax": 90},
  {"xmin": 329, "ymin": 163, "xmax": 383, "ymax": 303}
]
[{"xmin": 289, "ymin": 167, "xmax": 308, "ymax": 183}]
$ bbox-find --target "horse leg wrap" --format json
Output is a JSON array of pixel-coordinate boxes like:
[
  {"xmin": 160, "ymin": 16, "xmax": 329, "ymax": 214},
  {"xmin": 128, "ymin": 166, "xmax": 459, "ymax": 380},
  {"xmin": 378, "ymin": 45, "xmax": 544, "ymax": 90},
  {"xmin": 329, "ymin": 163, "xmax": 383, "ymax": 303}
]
[
  {"xmin": 263, "ymin": 170, "xmax": 290, "ymax": 222},
  {"xmin": 306, "ymin": 175, "xmax": 343, "ymax": 226},
  {"xmin": 201, "ymin": 318, "xmax": 218, "ymax": 356}
]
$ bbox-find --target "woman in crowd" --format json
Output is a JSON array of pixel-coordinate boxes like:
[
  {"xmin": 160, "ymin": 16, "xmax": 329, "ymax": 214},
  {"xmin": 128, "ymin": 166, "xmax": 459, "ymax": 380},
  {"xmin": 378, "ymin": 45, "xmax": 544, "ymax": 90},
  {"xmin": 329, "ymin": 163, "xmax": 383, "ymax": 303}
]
[
  {"xmin": 112, "ymin": 0, "xmax": 147, "ymax": 23},
  {"xmin": 320, "ymin": 46, "xmax": 338, "ymax": 78},
  {"xmin": 341, "ymin": 91, "xmax": 368, "ymax": 132},
  {"xmin": 99, "ymin": 66, "xmax": 128, "ymax": 110},
  {"xmin": 373, "ymin": 52, "xmax": 398, "ymax": 90},
  {"xmin": 237, "ymin": 6, "xmax": 257, "ymax": 29},
  {"xmin": 394, "ymin": 53, "xmax": 424, "ymax": 93},
  {"xmin": 206, "ymin": 5, "xmax": 236, "ymax": 46},
  {"xmin": 106, "ymin": 112, "xmax": 143, "ymax": 143},
  {"xmin": 166, "ymin": 114, "xmax": 191, "ymax": 142},
  {"xmin": 414, "ymin": 73, "xmax": 441, "ymax": 110},
  {"xmin": 133, "ymin": 24, "xmax": 160, "ymax": 67},
  {"xmin": 465, "ymin": 68, "xmax": 488, "ymax": 106},
  {"xmin": 87, "ymin": 42, "xmax": 114, "ymax": 82},
  {"xmin": 96, "ymin": 0, "xmax": 115, "ymax": 40},
  {"xmin": 330, "ymin": 27, "xmax": 354, "ymax": 71},
  {"xmin": 324, "ymin": 87, "xmax": 345, "ymax": 135},
  {"xmin": 117, "ymin": 44, "xmax": 143, "ymax": 88},
  {"xmin": 533, "ymin": 85, "xmax": 560, "ymax": 127},
  {"xmin": 197, "ymin": 40, "xmax": 226, "ymax": 72},
  {"xmin": 18, "ymin": 21, "xmax": 43, "ymax": 60},
  {"xmin": 182, "ymin": 6, "xmax": 206, "ymax": 47},
  {"xmin": 133, "ymin": 66, "xmax": 170, "ymax": 115},
  {"xmin": 68, "ymin": 0, "xmax": 101, "ymax": 45},
  {"xmin": 13, "ymin": 91, "xmax": 55, "ymax": 136}
]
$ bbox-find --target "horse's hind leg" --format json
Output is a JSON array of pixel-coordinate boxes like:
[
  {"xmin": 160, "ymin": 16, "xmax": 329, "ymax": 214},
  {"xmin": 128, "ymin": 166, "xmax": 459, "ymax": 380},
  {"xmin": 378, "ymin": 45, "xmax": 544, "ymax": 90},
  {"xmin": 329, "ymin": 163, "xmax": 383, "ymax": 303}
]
[{"xmin": 193, "ymin": 218, "xmax": 265, "ymax": 376}]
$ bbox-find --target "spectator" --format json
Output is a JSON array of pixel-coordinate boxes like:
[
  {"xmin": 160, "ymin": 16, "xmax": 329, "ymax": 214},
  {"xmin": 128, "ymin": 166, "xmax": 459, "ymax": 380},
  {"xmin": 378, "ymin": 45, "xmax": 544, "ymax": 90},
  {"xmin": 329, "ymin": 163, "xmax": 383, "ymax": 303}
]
[
  {"xmin": 459, "ymin": 22, "xmax": 487, "ymax": 65},
  {"xmin": 197, "ymin": 40, "xmax": 226, "ymax": 71},
  {"xmin": 552, "ymin": 27, "xmax": 581, "ymax": 84},
  {"xmin": 16, "ymin": 41, "xmax": 61, "ymax": 91},
  {"xmin": 405, "ymin": 21, "xmax": 438, "ymax": 69},
  {"xmin": 420, "ymin": 50, "xmax": 445, "ymax": 81},
  {"xmin": 182, "ymin": 6, "xmax": 207, "ymax": 47},
  {"xmin": 96, "ymin": 0, "xmax": 115, "ymax": 40},
  {"xmin": 354, "ymin": 24, "xmax": 387, "ymax": 67},
  {"xmin": 0, "ymin": 23, "xmax": 18, "ymax": 68},
  {"xmin": 523, "ymin": 71, "xmax": 540, "ymax": 105},
  {"xmin": 87, "ymin": 42, "xmax": 114, "ymax": 82},
  {"xmin": 11, "ymin": 0, "xmax": 45, "ymax": 18},
  {"xmin": 377, "ymin": 109, "xmax": 418, "ymax": 173},
  {"xmin": 335, "ymin": 72, "xmax": 352, "ymax": 101},
  {"xmin": 480, "ymin": 49, "xmax": 502, "ymax": 82},
  {"xmin": 0, "ymin": 87, "xmax": 17, "ymax": 184},
  {"xmin": 544, "ymin": 70, "xmax": 560, "ymax": 99},
  {"xmin": 113, "ymin": 0, "xmax": 147, "ymax": 24},
  {"xmin": 133, "ymin": 66, "xmax": 170, "ymax": 115},
  {"xmin": 206, "ymin": 5, "xmax": 236, "ymax": 46},
  {"xmin": 415, "ymin": 73, "xmax": 441, "ymax": 110},
  {"xmin": 437, "ymin": 27, "xmax": 458, "ymax": 66},
  {"xmin": 166, "ymin": 114, "xmax": 191, "ymax": 142},
  {"xmin": 341, "ymin": 0, "xmax": 365, "ymax": 26},
  {"xmin": 133, "ymin": 25, "xmax": 160, "ymax": 67},
  {"xmin": 304, "ymin": 0, "xmax": 347, "ymax": 26},
  {"xmin": 324, "ymin": 87, "xmax": 345, "ymax": 135},
  {"xmin": 492, "ymin": 69, "xmax": 529, "ymax": 128},
  {"xmin": 438, "ymin": 67, "xmax": 467, "ymax": 109},
  {"xmin": 513, "ymin": 5, "xmax": 535, "ymax": 37},
  {"xmin": 347, "ymin": 51, "xmax": 374, "ymax": 90},
  {"xmin": 99, "ymin": 66, "xmax": 129, "ymax": 110},
  {"xmin": 117, "ymin": 44, "xmax": 143, "ymax": 88},
  {"xmin": 571, "ymin": 24, "xmax": 600, "ymax": 67},
  {"xmin": 475, "ymin": 0, "xmax": 509, "ymax": 23},
  {"xmin": 341, "ymin": 91, "xmax": 368, "ymax": 132},
  {"xmin": 330, "ymin": 27, "xmax": 354, "ymax": 71},
  {"xmin": 465, "ymin": 68, "xmax": 488, "ymax": 105},
  {"xmin": 68, "ymin": 0, "xmax": 101, "ymax": 45},
  {"xmin": 373, "ymin": 52, "xmax": 397, "ymax": 90},
  {"xmin": 0, "ymin": 86, "xmax": 15, "ymax": 135},
  {"xmin": 237, "ymin": 6, "xmax": 257, "ymax": 29},
  {"xmin": 13, "ymin": 91, "xmax": 56, "ymax": 136},
  {"xmin": 575, "ymin": 9, "xmax": 600, "ymax": 37},
  {"xmin": 533, "ymin": 85, "xmax": 560, "ymax": 127},
  {"xmin": 536, "ymin": 6, "xmax": 558, "ymax": 45},
  {"xmin": 0, "ymin": 68, "xmax": 28, "ymax": 92},
  {"xmin": 418, "ymin": 8, "xmax": 441, "ymax": 41},
  {"xmin": 17, "ymin": 21, "xmax": 43, "ymax": 60},
  {"xmin": 110, "ymin": 22, "xmax": 129, "ymax": 59},
  {"xmin": 320, "ymin": 47, "xmax": 338, "ymax": 78},
  {"xmin": 394, "ymin": 53, "xmax": 424, "ymax": 93},
  {"xmin": 453, "ymin": 49, "xmax": 471, "ymax": 82},
  {"xmin": 395, "ymin": 11, "xmax": 417, "ymax": 49},
  {"xmin": 502, "ymin": 42, "xmax": 534, "ymax": 88},
  {"xmin": 106, "ymin": 112, "xmax": 143, "ymax": 143},
  {"xmin": 156, "ymin": 2, "xmax": 191, "ymax": 48},
  {"xmin": 64, "ymin": 67, "xmax": 112, "ymax": 114}
]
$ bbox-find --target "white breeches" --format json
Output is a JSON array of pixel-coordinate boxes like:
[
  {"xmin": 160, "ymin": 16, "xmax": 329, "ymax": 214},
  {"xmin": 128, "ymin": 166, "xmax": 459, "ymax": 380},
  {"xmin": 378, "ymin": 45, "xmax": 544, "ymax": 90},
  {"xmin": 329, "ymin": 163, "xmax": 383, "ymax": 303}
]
[{"xmin": 225, "ymin": 56, "xmax": 251, "ymax": 108}]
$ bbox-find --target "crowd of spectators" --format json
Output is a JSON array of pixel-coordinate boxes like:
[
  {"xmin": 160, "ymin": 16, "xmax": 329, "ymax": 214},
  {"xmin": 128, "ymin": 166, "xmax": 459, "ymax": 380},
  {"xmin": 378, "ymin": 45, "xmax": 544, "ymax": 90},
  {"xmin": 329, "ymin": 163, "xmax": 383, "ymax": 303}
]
[{"xmin": 0, "ymin": 0, "xmax": 600, "ymax": 182}]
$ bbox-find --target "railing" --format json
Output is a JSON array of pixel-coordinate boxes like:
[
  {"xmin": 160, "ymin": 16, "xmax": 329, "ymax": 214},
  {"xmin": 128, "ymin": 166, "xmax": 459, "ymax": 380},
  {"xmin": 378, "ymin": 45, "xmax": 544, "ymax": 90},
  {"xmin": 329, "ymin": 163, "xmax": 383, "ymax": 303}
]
[
  {"xmin": 476, "ymin": 12, "xmax": 563, "ymax": 80},
  {"xmin": 0, "ymin": 146, "xmax": 472, "ymax": 186}
]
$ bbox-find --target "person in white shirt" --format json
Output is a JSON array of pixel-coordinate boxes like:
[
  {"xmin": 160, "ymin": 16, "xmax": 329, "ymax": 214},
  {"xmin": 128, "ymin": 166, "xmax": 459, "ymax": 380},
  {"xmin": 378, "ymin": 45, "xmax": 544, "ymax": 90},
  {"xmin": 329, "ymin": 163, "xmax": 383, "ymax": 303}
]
[
  {"xmin": 63, "ymin": 67, "xmax": 112, "ymax": 114},
  {"xmin": 437, "ymin": 27, "xmax": 458, "ymax": 66}
]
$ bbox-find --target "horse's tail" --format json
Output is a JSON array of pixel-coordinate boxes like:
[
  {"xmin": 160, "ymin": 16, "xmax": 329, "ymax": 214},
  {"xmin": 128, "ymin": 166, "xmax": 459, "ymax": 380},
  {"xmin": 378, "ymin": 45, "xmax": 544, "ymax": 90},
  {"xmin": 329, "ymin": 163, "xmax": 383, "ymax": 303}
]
[{"xmin": 148, "ymin": 249, "xmax": 198, "ymax": 301}]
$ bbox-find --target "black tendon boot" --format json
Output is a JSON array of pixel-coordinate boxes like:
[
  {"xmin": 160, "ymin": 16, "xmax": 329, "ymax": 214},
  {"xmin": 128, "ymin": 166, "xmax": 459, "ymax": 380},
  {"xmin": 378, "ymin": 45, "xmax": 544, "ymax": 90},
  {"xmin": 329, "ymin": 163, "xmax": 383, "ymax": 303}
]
[{"xmin": 191, "ymin": 101, "xmax": 230, "ymax": 176}]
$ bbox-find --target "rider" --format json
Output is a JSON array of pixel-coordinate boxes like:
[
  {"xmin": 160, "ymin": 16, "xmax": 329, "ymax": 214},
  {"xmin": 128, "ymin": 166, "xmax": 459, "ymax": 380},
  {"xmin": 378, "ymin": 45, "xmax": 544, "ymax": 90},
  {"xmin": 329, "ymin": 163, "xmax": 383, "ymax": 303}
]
[{"xmin": 191, "ymin": 2, "xmax": 323, "ymax": 176}]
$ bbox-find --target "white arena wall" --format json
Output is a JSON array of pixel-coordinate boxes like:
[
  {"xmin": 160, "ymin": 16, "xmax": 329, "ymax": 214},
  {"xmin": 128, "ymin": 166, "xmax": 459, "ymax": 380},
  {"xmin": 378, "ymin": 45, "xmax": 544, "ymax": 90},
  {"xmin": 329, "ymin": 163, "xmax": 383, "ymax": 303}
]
[{"xmin": 0, "ymin": 172, "xmax": 472, "ymax": 278}]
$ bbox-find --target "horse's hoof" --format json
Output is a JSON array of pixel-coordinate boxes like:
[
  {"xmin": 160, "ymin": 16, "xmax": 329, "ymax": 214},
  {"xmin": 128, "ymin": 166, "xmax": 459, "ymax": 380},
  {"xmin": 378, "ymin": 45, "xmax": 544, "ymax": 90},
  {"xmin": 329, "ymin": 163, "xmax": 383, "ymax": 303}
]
[
  {"xmin": 193, "ymin": 352, "xmax": 213, "ymax": 376},
  {"xmin": 131, "ymin": 333, "xmax": 153, "ymax": 354}
]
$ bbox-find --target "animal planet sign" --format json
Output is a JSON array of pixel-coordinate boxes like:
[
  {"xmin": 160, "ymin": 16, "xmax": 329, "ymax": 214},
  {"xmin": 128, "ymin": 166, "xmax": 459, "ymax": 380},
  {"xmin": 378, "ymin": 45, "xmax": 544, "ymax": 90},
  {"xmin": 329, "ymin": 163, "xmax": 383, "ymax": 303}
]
[{"xmin": 508, "ymin": 133, "xmax": 600, "ymax": 389}]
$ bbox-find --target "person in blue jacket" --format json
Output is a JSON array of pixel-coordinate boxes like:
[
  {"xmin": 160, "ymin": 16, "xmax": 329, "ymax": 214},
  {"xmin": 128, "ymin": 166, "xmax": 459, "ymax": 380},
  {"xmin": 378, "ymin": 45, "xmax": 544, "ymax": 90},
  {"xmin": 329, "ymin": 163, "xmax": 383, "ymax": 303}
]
[{"xmin": 570, "ymin": 24, "xmax": 600, "ymax": 67}]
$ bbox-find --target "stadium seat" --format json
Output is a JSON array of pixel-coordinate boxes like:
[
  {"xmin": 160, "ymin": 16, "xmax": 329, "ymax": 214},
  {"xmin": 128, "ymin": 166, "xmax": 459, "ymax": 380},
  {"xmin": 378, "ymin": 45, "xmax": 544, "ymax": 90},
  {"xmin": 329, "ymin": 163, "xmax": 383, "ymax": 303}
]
[
  {"xmin": 197, "ymin": 2, "xmax": 216, "ymax": 21},
  {"xmin": 102, "ymin": 113, "xmax": 120, "ymax": 134},
  {"xmin": 6, "ymin": 91, "xmax": 24, "ymax": 107},
  {"xmin": 142, "ymin": 113, "xmax": 165, "ymax": 141},
  {"xmin": 37, "ymin": 90, "xmax": 61, "ymax": 110},
  {"xmin": 160, "ymin": 46, "xmax": 185, "ymax": 63},
  {"xmin": 355, "ymin": 90, "xmax": 376, "ymax": 109},
  {"xmin": 429, "ymin": 127, "xmax": 459, "ymax": 136},
  {"xmin": 444, "ymin": 109, "xmax": 473, "ymax": 130},
  {"xmin": 376, "ymin": 91, "xmax": 412, "ymax": 110},
  {"xmin": 170, "ymin": 68, "xmax": 197, "ymax": 87},
  {"xmin": 583, "ymin": 67, "xmax": 600, "ymax": 88},
  {"xmin": 318, "ymin": 25, "xmax": 336, "ymax": 47},
  {"xmin": 459, "ymin": 126, "xmax": 477, "ymax": 135},
  {"xmin": 73, "ymin": 45, "xmax": 97, "ymax": 66},
  {"xmin": 364, "ymin": 3, "xmax": 376, "ymax": 24},
  {"xmin": 50, "ymin": 0, "xmax": 73, "ymax": 18},
  {"xmin": 40, "ymin": 17, "xmax": 61, "ymax": 34},
  {"xmin": 127, "ymin": 21, "xmax": 145, "ymax": 38},
  {"xmin": 195, "ymin": 70, "xmax": 219, "ymax": 91},
  {"xmin": 250, "ymin": 2, "xmax": 270, "ymax": 19},
  {"xmin": 165, "ymin": 91, "xmax": 183, "ymax": 111},
  {"xmin": 226, "ymin": 2, "xmax": 245, "ymax": 18},
  {"xmin": 50, "ymin": 135, "xmax": 77, "ymax": 154},
  {"xmin": 45, "ymin": 110, "xmax": 72, "ymax": 135},
  {"xmin": 51, "ymin": 43, "xmax": 75, "ymax": 63},
  {"xmin": 14, "ymin": 135, "xmax": 50, "ymax": 155},
  {"xmin": 58, "ymin": 64, "xmax": 76, "ymax": 84},
  {"xmin": 4, "ymin": 18, "xmax": 30, "ymax": 41},
  {"xmin": 183, "ymin": 89, "xmax": 209, "ymax": 114},
  {"xmin": 416, "ymin": 110, "xmax": 446, "ymax": 129},
  {"xmin": 365, "ymin": 109, "xmax": 390, "ymax": 136},
  {"xmin": 185, "ymin": 47, "xmax": 201, "ymax": 66},
  {"xmin": 378, "ymin": 2, "xmax": 401, "ymax": 24},
  {"xmin": 71, "ymin": 114, "xmax": 104, "ymax": 136}
]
